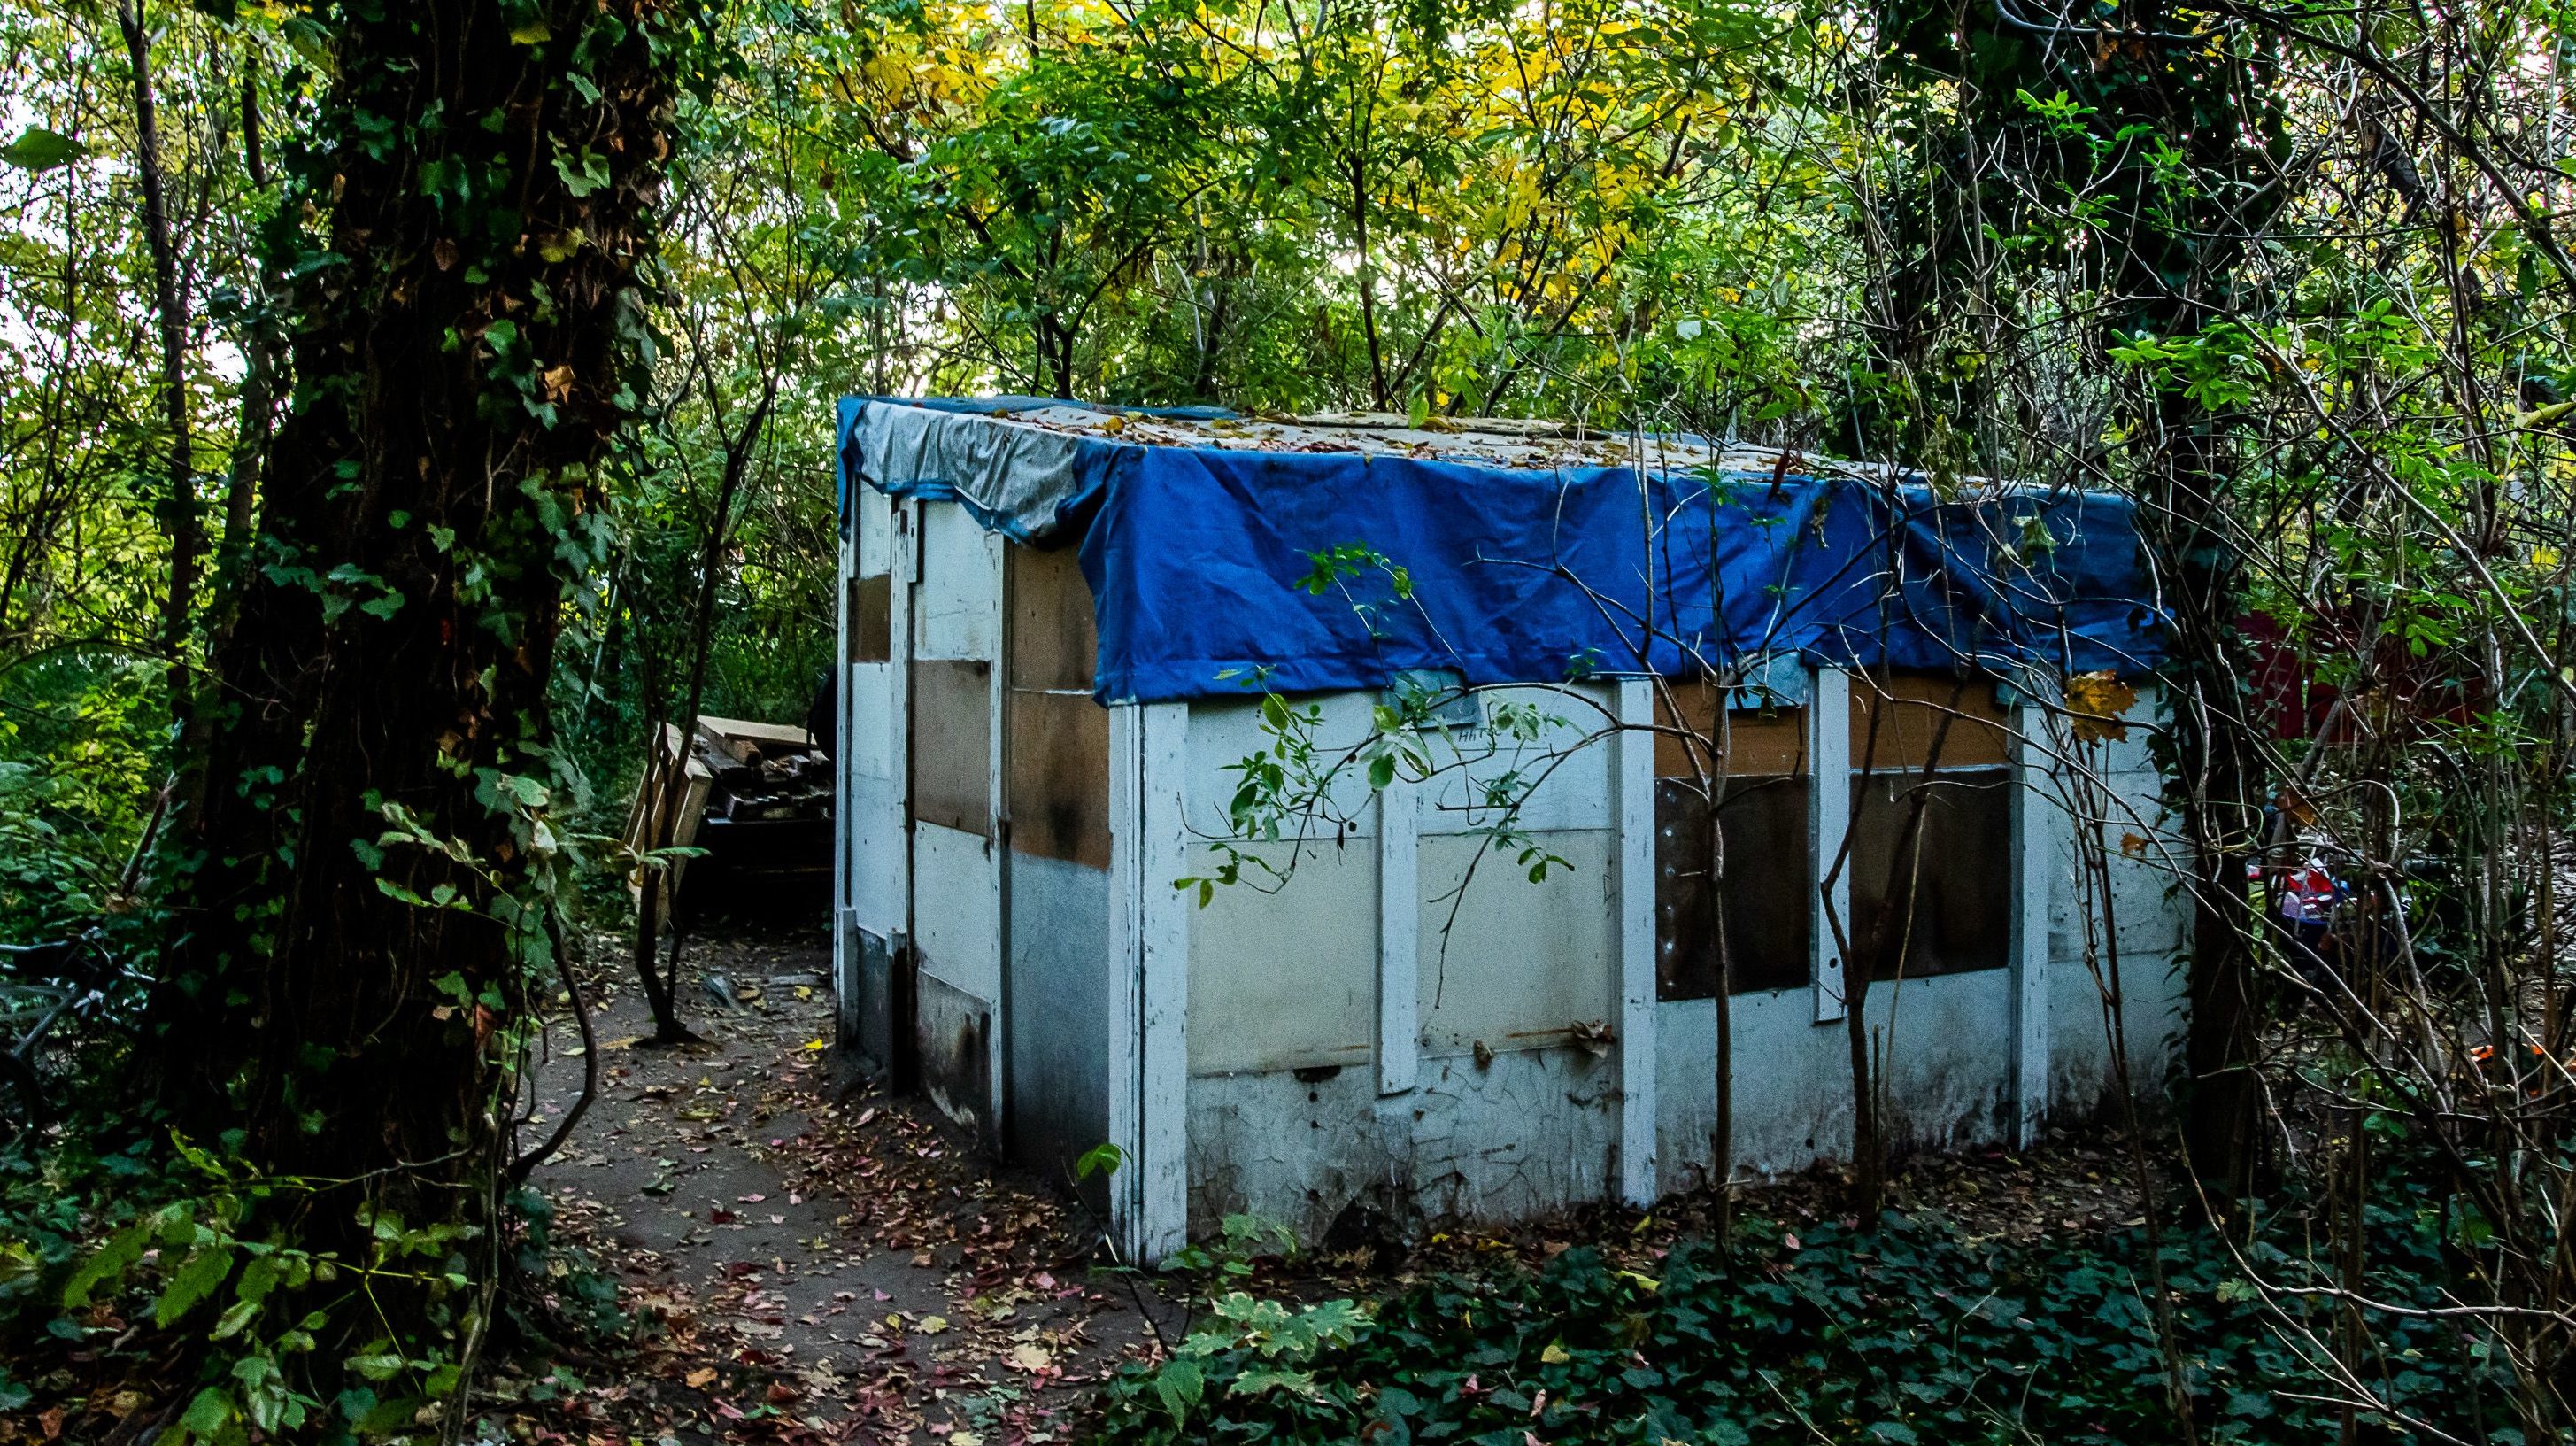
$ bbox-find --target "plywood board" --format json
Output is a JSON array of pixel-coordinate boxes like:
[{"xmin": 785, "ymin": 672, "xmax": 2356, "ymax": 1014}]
[
  {"xmin": 848, "ymin": 573, "xmax": 892, "ymax": 663},
  {"xmin": 1848, "ymin": 670, "xmax": 2012, "ymax": 769},
  {"xmin": 1847, "ymin": 767, "xmax": 2013, "ymax": 978},
  {"xmin": 915, "ymin": 501, "xmax": 1001, "ymax": 661},
  {"xmin": 1184, "ymin": 692, "xmax": 1384, "ymax": 839},
  {"xmin": 1654, "ymin": 677, "xmax": 1806, "ymax": 778},
  {"xmin": 1187, "ymin": 839, "xmax": 1378, "ymax": 1075},
  {"xmin": 1006, "ymin": 689, "xmax": 1111, "ymax": 869},
  {"xmin": 914, "ymin": 820, "xmax": 1002, "ymax": 1001},
  {"xmin": 1418, "ymin": 683, "xmax": 1616, "ymax": 835},
  {"xmin": 910, "ymin": 659, "xmax": 992, "ymax": 837},
  {"xmin": 1654, "ymin": 775, "xmax": 1812, "ymax": 999},
  {"xmin": 1007, "ymin": 544, "xmax": 1097, "ymax": 691}
]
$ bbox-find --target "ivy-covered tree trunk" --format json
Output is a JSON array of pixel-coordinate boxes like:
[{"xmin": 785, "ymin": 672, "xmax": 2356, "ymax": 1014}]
[{"xmin": 152, "ymin": 0, "xmax": 691, "ymax": 1357}]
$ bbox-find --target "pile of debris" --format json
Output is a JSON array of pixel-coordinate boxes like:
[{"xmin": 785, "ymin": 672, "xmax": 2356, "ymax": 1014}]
[{"xmin": 628, "ymin": 716, "xmax": 834, "ymax": 927}]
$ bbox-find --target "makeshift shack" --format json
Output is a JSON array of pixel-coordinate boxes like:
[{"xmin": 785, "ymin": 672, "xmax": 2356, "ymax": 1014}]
[{"xmin": 829, "ymin": 397, "xmax": 2187, "ymax": 1262}]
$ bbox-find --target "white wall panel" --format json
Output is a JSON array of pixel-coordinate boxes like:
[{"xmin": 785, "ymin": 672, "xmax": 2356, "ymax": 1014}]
[
  {"xmin": 914, "ymin": 821, "xmax": 1001, "ymax": 1002},
  {"xmin": 1187, "ymin": 840, "xmax": 1378, "ymax": 1076},
  {"xmin": 914, "ymin": 501, "xmax": 1001, "ymax": 661},
  {"xmin": 1417, "ymin": 684, "xmax": 1616, "ymax": 835},
  {"xmin": 1416, "ymin": 829, "xmax": 1618, "ymax": 1058},
  {"xmin": 1183, "ymin": 692, "xmax": 1384, "ymax": 839}
]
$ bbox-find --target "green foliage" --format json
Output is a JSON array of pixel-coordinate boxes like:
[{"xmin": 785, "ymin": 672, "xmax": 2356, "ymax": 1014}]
[
  {"xmin": 41, "ymin": 1136, "xmax": 505, "ymax": 1446},
  {"xmin": 1100, "ymin": 1207, "xmax": 2506, "ymax": 1444},
  {"xmin": 0, "ymin": 651, "xmax": 163, "ymax": 940}
]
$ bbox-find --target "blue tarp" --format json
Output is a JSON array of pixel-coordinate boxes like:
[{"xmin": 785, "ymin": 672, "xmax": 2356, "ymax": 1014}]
[{"xmin": 838, "ymin": 398, "xmax": 2169, "ymax": 703}]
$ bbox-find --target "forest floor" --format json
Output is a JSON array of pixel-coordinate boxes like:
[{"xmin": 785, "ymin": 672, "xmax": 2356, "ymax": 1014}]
[
  {"xmin": 490, "ymin": 926, "xmax": 1183, "ymax": 1445},
  {"xmin": 485, "ymin": 923, "xmax": 2168, "ymax": 1446}
]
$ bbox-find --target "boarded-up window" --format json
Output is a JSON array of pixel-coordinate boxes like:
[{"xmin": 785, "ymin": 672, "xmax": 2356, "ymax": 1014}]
[
  {"xmin": 1841, "ymin": 671, "xmax": 2013, "ymax": 979},
  {"xmin": 1847, "ymin": 769, "xmax": 2012, "ymax": 978},
  {"xmin": 848, "ymin": 573, "xmax": 891, "ymax": 663},
  {"xmin": 911, "ymin": 659, "xmax": 991, "ymax": 837},
  {"xmin": 1654, "ymin": 677, "xmax": 1810, "ymax": 1000},
  {"xmin": 1656, "ymin": 776, "xmax": 1812, "ymax": 998},
  {"xmin": 1004, "ymin": 546, "xmax": 1108, "ymax": 868}
]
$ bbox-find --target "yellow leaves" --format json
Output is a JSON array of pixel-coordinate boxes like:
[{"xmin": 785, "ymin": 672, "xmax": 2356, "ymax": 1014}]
[{"xmin": 2065, "ymin": 671, "xmax": 2137, "ymax": 743}]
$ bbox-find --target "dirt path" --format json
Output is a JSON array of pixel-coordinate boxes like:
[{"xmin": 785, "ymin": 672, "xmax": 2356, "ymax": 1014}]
[{"xmin": 492, "ymin": 929, "xmax": 1177, "ymax": 1445}]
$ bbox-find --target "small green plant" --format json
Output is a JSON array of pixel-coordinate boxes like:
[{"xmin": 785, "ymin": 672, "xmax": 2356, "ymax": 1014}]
[{"xmin": 1098, "ymin": 1202, "xmax": 2510, "ymax": 1445}]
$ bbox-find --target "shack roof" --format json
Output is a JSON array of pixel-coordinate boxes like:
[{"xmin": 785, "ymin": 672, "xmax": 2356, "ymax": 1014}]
[{"xmin": 836, "ymin": 396, "xmax": 2169, "ymax": 704}]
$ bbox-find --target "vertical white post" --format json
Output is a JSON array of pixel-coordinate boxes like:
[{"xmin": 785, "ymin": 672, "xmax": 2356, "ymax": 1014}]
[
  {"xmin": 1109, "ymin": 700, "xmax": 1192, "ymax": 1260},
  {"xmin": 986, "ymin": 533, "xmax": 1011, "ymax": 1146},
  {"xmin": 2011, "ymin": 698, "xmax": 2053, "ymax": 1147},
  {"xmin": 1615, "ymin": 677, "xmax": 1658, "ymax": 1207},
  {"xmin": 832, "ymin": 507, "xmax": 859, "ymax": 1028},
  {"xmin": 1809, "ymin": 668, "xmax": 1852, "ymax": 1025},
  {"xmin": 1136, "ymin": 701, "xmax": 1191, "ymax": 1257},
  {"xmin": 1107, "ymin": 704, "xmax": 1143, "ymax": 1254},
  {"xmin": 1377, "ymin": 776, "xmax": 1420, "ymax": 1096},
  {"xmin": 887, "ymin": 499, "xmax": 917, "ymax": 959}
]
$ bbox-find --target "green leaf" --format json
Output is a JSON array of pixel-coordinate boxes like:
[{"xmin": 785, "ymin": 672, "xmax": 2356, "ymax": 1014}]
[
  {"xmin": 1154, "ymin": 1356, "xmax": 1203, "ymax": 1425},
  {"xmin": 210, "ymin": 1296, "xmax": 260, "ymax": 1341},
  {"xmin": 64, "ymin": 1214, "xmax": 160, "ymax": 1308},
  {"xmin": 154, "ymin": 1247, "xmax": 235, "ymax": 1326},
  {"xmin": 178, "ymin": 1385, "xmax": 234, "ymax": 1434},
  {"xmin": 343, "ymin": 1353, "xmax": 407, "ymax": 1382},
  {"xmin": 0, "ymin": 128, "xmax": 88, "ymax": 173}
]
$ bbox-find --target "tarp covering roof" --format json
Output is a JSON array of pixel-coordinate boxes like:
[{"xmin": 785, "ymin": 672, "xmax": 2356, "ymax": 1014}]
[{"xmin": 837, "ymin": 397, "xmax": 2170, "ymax": 704}]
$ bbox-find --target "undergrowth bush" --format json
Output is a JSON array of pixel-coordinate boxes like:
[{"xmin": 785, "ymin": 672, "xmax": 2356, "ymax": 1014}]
[
  {"xmin": 0, "ymin": 649, "xmax": 163, "ymax": 941},
  {"xmin": 1100, "ymin": 1203, "xmax": 2501, "ymax": 1444}
]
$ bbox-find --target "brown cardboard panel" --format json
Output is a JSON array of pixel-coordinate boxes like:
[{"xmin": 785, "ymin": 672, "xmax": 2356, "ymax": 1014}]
[
  {"xmin": 1006, "ymin": 688, "xmax": 1111, "ymax": 870},
  {"xmin": 1849, "ymin": 670, "xmax": 2012, "ymax": 769},
  {"xmin": 911, "ymin": 659, "xmax": 991, "ymax": 836},
  {"xmin": 1654, "ymin": 678, "xmax": 1806, "ymax": 778},
  {"xmin": 1654, "ymin": 775, "xmax": 1813, "ymax": 1000},
  {"xmin": 849, "ymin": 573, "xmax": 891, "ymax": 663},
  {"xmin": 1007, "ymin": 545, "xmax": 1097, "ymax": 691}
]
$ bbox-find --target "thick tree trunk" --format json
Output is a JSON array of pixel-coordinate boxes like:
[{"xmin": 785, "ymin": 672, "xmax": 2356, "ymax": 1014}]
[
  {"xmin": 2154, "ymin": 397, "xmax": 2267, "ymax": 1201},
  {"xmin": 152, "ymin": 0, "xmax": 690, "ymax": 1359}
]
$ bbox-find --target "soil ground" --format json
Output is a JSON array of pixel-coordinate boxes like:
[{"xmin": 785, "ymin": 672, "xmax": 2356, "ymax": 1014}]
[
  {"xmin": 488, "ymin": 924, "xmax": 2167, "ymax": 1444},
  {"xmin": 490, "ymin": 926, "xmax": 1181, "ymax": 1445}
]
